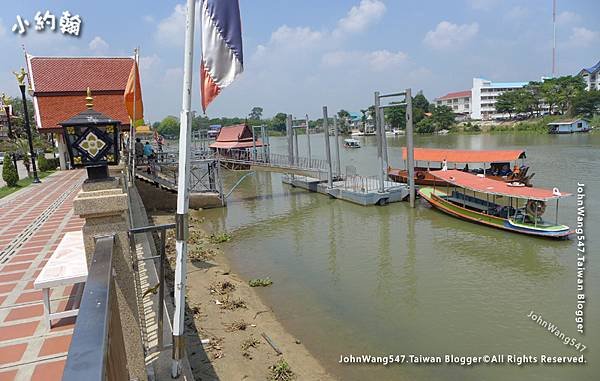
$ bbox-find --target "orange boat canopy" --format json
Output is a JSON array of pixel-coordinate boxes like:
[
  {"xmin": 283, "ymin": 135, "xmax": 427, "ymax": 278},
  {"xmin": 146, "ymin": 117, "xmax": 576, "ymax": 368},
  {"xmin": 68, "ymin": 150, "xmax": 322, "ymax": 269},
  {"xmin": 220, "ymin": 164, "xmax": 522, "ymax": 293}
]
[
  {"xmin": 402, "ymin": 148, "xmax": 526, "ymax": 163},
  {"xmin": 430, "ymin": 170, "xmax": 570, "ymax": 201}
]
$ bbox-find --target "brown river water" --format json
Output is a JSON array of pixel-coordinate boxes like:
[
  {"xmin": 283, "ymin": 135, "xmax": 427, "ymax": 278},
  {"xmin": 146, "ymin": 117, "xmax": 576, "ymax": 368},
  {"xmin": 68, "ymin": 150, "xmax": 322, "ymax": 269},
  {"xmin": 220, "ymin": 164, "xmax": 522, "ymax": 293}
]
[{"xmin": 198, "ymin": 132, "xmax": 598, "ymax": 381}]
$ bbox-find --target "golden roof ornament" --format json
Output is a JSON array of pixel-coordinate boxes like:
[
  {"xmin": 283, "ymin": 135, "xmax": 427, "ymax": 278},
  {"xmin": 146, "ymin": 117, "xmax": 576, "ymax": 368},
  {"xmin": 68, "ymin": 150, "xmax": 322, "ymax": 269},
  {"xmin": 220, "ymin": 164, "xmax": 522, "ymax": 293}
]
[
  {"xmin": 85, "ymin": 87, "xmax": 94, "ymax": 109},
  {"xmin": 13, "ymin": 68, "xmax": 28, "ymax": 86}
]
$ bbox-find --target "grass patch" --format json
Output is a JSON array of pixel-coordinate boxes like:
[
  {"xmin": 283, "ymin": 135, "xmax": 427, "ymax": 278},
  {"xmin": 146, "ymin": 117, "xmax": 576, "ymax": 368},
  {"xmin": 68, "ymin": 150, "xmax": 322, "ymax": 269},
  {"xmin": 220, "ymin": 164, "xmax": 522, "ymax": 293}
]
[
  {"xmin": 224, "ymin": 320, "xmax": 248, "ymax": 332},
  {"xmin": 220, "ymin": 296, "xmax": 247, "ymax": 310},
  {"xmin": 209, "ymin": 232, "xmax": 232, "ymax": 244},
  {"xmin": 209, "ymin": 280, "xmax": 236, "ymax": 295},
  {"xmin": 241, "ymin": 335, "xmax": 261, "ymax": 359},
  {"xmin": 249, "ymin": 278, "xmax": 273, "ymax": 287},
  {"xmin": 0, "ymin": 171, "xmax": 54, "ymax": 199},
  {"xmin": 268, "ymin": 359, "xmax": 295, "ymax": 381}
]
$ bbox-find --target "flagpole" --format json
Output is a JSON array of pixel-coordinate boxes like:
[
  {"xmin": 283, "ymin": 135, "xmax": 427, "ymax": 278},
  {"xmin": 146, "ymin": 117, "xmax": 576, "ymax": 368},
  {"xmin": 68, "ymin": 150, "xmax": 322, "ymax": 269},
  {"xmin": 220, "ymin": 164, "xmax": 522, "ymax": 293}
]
[
  {"xmin": 172, "ymin": 0, "xmax": 196, "ymax": 377},
  {"xmin": 129, "ymin": 48, "xmax": 138, "ymax": 184}
]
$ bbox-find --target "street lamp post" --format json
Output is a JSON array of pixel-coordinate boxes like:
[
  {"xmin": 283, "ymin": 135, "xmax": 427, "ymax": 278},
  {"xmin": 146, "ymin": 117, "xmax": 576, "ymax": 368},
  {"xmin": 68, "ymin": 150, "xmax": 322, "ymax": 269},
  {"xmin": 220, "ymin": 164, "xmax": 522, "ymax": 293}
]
[
  {"xmin": 14, "ymin": 68, "xmax": 40, "ymax": 183},
  {"xmin": 1, "ymin": 94, "xmax": 19, "ymax": 171}
]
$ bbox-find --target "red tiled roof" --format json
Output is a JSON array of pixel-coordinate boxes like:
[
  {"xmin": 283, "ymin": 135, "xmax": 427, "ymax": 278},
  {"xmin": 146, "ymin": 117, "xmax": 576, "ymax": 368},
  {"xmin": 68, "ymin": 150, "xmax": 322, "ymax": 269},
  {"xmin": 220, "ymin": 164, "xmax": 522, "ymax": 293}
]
[
  {"xmin": 27, "ymin": 56, "xmax": 135, "ymax": 131},
  {"xmin": 29, "ymin": 57, "xmax": 134, "ymax": 93},
  {"xmin": 36, "ymin": 94, "xmax": 130, "ymax": 132},
  {"xmin": 436, "ymin": 90, "xmax": 471, "ymax": 101},
  {"xmin": 215, "ymin": 124, "xmax": 253, "ymax": 142}
]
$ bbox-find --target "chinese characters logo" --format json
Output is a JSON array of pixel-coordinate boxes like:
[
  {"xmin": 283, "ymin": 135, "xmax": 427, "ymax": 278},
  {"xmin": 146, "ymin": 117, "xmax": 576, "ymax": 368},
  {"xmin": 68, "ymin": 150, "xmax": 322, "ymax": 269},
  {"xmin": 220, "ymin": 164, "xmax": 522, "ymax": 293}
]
[{"xmin": 12, "ymin": 10, "xmax": 82, "ymax": 37}]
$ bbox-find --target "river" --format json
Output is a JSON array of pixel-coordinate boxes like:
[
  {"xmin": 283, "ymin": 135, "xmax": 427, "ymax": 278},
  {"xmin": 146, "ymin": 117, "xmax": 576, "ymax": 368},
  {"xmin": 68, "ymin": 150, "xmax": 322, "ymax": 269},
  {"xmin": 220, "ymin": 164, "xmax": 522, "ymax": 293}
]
[{"xmin": 199, "ymin": 132, "xmax": 599, "ymax": 381}]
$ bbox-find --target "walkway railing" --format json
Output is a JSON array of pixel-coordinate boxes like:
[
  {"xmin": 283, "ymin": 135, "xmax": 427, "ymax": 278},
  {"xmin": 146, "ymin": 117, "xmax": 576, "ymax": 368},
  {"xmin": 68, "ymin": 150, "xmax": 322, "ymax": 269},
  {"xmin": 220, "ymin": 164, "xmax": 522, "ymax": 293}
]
[
  {"xmin": 215, "ymin": 148, "xmax": 330, "ymax": 173},
  {"xmin": 63, "ymin": 234, "xmax": 128, "ymax": 381}
]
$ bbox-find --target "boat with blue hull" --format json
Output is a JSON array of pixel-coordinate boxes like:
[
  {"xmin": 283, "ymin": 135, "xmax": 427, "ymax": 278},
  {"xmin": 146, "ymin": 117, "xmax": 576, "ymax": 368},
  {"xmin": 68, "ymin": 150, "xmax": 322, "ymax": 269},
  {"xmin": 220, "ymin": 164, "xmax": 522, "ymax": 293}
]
[{"xmin": 418, "ymin": 170, "xmax": 572, "ymax": 239}]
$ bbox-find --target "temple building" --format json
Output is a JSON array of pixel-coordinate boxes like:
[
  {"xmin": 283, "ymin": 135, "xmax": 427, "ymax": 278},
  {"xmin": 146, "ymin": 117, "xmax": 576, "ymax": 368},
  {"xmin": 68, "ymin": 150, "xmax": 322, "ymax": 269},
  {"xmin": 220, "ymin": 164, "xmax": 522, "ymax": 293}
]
[{"xmin": 26, "ymin": 55, "xmax": 136, "ymax": 169}]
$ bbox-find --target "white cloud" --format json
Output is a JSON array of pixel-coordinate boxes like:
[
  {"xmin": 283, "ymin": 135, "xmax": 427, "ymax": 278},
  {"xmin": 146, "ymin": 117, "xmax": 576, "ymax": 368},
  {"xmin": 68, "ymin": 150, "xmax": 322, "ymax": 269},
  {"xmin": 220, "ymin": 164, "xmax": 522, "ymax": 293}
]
[
  {"xmin": 323, "ymin": 50, "xmax": 408, "ymax": 72},
  {"xmin": 88, "ymin": 36, "xmax": 109, "ymax": 54},
  {"xmin": 155, "ymin": 4, "xmax": 187, "ymax": 47},
  {"xmin": 254, "ymin": 25, "xmax": 324, "ymax": 60},
  {"xmin": 143, "ymin": 15, "xmax": 155, "ymax": 23},
  {"xmin": 556, "ymin": 11, "xmax": 582, "ymax": 26},
  {"xmin": 424, "ymin": 21, "xmax": 479, "ymax": 50},
  {"xmin": 568, "ymin": 27, "xmax": 599, "ymax": 47},
  {"xmin": 334, "ymin": 0, "xmax": 386, "ymax": 36},
  {"xmin": 467, "ymin": 0, "xmax": 499, "ymax": 10}
]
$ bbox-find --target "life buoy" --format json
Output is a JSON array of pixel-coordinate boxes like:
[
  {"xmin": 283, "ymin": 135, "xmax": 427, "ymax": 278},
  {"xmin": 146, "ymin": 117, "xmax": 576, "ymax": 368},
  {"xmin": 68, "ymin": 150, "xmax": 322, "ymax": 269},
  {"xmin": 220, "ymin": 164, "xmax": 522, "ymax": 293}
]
[
  {"xmin": 416, "ymin": 171, "xmax": 426, "ymax": 180},
  {"xmin": 526, "ymin": 200, "xmax": 546, "ymax": 217}
]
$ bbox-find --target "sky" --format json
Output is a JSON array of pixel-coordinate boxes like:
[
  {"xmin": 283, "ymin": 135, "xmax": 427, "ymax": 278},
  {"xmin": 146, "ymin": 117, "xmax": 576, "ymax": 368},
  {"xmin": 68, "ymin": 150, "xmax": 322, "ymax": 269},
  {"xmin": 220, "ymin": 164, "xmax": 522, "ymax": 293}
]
[{"xmin": 0, "ymin": 0, "xmax": 598, "ymax": 124}]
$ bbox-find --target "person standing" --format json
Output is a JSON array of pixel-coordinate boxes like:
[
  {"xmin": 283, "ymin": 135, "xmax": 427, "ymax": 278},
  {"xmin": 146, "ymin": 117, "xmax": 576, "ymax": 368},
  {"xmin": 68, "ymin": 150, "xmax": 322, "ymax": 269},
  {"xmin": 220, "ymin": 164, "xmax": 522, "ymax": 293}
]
[{"xmin": 134, "ymin": 138, "xmax": 144, "ymax": 165}]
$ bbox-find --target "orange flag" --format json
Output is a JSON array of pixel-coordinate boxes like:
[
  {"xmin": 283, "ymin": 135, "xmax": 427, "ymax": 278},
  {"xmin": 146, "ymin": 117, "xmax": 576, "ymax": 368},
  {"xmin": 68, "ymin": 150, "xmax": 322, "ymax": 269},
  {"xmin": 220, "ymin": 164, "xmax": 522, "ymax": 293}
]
[{"xmin": 124, "ymin": 60, "xmax": 144, "ymax": 123}]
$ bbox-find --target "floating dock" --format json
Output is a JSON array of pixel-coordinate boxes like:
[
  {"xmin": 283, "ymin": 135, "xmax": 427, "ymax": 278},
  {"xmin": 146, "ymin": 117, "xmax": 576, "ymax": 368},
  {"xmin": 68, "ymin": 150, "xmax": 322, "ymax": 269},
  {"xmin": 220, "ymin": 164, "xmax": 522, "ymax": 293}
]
[{"xmin": 282, "ymin": 175, "xmax": 410, "ymax": 206}]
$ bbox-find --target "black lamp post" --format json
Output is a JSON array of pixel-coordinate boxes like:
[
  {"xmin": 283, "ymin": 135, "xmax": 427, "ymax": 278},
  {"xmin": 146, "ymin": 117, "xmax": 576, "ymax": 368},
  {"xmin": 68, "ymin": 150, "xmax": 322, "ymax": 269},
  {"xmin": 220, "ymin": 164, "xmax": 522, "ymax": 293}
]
[
  {"xmin": 14, "ymin": 68, "xmax": 40, "ymax": 183},
  {"xmin": 1, "ymin": 94, "xmax": 19, "ymax": 171}
]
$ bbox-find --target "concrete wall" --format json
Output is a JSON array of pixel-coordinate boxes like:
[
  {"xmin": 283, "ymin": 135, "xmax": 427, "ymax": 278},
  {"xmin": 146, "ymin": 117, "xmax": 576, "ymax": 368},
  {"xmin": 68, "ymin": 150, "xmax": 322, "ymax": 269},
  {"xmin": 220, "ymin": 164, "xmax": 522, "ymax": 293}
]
[{"xmin": 135, "ymin": 178, "xmax": 223, "ymax": 211}]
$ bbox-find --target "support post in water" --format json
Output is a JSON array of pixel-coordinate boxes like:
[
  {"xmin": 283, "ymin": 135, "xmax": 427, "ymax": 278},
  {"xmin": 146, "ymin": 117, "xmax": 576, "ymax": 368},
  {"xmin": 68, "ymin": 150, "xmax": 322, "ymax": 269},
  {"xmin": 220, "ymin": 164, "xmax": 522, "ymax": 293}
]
[
  {"xmin": 380, "ymin": 106, "xmax": 388, "ymax": 171},
  {"xmin": 306, "ymin": 114, "xmax": 312, "ymax": 165},
  {"xmin": 374, "ymin": 91, "xmax": 385, "ymax": 193},
  {"xmin": 293, "ymin": 125, "xmax": 299, "ymax": 166},
  {"xmin": 333, "ymin": 115, "xmax": 341, "ymax": 178},
  {"xmin": 405, "ymin": 88, "xmax": 416, "ymax": 207},
  {"xmin": 323, "ymin": 106, "xmax": 334, "ymax": 188},
  {"xmin": 286, "ymin": 114, "xmax": 293, "ymax": 166},
  {"xmin": 172, "ymin": 0, "xmax": 196, "ymax": 376}
]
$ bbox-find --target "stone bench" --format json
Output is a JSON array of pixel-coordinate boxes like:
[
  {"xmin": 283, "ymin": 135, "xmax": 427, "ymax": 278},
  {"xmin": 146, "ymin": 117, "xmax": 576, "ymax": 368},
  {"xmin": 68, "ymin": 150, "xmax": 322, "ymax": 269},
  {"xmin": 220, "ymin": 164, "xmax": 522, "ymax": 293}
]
[{"xmin": 34, "ymin": 231, "xmax": 88, "ymax": 329}]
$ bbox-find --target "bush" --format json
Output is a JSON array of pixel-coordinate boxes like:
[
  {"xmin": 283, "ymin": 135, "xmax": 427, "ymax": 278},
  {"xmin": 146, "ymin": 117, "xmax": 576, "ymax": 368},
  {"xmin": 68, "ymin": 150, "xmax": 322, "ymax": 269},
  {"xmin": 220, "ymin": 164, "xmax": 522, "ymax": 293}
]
[
  {"xmin": 2, "ymin": 157, "xmax": 19, "ymax": 187},
  {"xmin": 37, "ymin": 155, "xmax": 49, "ymax": 171},
  {"xmin": 37, "ymin": 156, "xmax": 59, "ymax": 171}
]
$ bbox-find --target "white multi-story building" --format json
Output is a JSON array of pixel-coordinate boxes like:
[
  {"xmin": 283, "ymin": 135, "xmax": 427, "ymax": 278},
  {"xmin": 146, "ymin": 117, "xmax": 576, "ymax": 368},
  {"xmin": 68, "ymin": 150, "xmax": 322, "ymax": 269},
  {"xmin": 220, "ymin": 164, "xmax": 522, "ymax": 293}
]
[
  {"xmin": 470, "ymin": 78, "xmax": 528, "ymax": 120},
  {"xmin": 578, "ymin": 60, "xmax": 600, "ymax": 91},
  {"xmin": 435, "ymin": 90, "xmax": 471, "ymax": 118}
]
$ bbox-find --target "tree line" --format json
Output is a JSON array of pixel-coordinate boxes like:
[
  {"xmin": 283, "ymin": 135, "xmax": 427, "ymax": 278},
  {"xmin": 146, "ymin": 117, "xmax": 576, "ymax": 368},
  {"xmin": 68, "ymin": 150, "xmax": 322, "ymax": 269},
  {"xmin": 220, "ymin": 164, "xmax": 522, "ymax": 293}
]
[{"xmin": 495, "ymin": 75, "xmax": 600, "ymax": 119}]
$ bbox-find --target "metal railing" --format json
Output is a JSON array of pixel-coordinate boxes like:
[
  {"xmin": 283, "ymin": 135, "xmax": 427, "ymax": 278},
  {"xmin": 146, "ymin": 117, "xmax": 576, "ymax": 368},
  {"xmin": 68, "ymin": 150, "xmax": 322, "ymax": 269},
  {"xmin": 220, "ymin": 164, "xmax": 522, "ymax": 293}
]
[
  {"xmin": 129, "ymin": 223, "xmax": 176, "ymax": 351},
  {"xmin": 344, "ymin": 175, "xmax": 381, "ymax": 193},
  {"xmin": 215, "ymin": 148, "xmax": 329, "ymax": 172},
  {"xmin": 63, "ymin": 234, "xmax": 128, "ymax": 381}
]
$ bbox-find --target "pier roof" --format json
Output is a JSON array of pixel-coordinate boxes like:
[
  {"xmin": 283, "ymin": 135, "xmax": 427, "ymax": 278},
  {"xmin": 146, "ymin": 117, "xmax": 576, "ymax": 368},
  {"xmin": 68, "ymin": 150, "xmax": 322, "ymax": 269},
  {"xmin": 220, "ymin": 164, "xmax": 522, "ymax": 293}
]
[
  {"xmin": 209, "ymin": 124, "xmax": 265, "ymax": 149},
  {"xmin": 430, "ymin": 170, "xmax": 570, "ymax": 201},
  {"xmin": 402, "ymin": 147, "xmax": 526, "ymax": 163}
]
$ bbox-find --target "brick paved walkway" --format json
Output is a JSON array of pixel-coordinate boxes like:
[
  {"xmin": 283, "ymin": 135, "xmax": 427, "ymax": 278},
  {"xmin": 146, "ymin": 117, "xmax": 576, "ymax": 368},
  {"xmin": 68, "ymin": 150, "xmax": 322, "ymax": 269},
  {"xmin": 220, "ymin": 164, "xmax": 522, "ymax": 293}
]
[{"xmin": 0, "ymin": 170, "xmax": 86, "ymax": 381}]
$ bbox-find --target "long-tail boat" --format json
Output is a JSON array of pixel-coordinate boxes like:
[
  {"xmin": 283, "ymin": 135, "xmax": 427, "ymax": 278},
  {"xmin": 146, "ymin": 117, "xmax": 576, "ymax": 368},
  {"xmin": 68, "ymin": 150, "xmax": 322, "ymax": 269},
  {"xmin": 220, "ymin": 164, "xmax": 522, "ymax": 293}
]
[
  {"xmin": 418, "ymin": 170, "xmax": 572, "ymax": 239},
  {"xmin": 388, "ymin": 147, "xmax": 534, "ymax": 186}
]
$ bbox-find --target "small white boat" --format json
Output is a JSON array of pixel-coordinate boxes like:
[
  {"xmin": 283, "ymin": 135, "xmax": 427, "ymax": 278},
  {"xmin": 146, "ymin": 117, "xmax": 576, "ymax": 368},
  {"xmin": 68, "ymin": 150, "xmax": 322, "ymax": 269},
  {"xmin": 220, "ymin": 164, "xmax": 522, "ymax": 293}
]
[
  {"xmin": 385, "ymin": 129, "xmax": 405, "ymax": 136},
  {"xmin": 344, "ymin": 138, "xmax": 361, "ymax": 148}
]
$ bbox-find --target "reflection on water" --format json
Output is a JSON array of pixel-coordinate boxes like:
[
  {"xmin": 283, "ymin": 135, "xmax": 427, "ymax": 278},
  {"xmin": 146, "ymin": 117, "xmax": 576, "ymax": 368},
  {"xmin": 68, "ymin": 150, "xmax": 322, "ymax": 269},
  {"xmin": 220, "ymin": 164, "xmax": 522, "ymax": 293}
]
[{"xmin": 198, "ymin": 133, "xmax": 599, "ymax": 381}]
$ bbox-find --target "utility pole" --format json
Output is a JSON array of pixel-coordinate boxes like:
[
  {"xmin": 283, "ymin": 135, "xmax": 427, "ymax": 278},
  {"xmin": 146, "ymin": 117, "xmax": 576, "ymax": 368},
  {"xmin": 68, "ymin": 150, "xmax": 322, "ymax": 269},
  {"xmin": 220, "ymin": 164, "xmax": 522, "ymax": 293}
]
[
  {"xmin": 374, "ymin": 91, "xmax": 384, "ymax": 193},
  {"xmin": 552, "ymin": 0, "xmax": 556, "ymax": 77},
  {"xmin": 305, "ymin": 114, "xmax": 311, "ymax": 165}
]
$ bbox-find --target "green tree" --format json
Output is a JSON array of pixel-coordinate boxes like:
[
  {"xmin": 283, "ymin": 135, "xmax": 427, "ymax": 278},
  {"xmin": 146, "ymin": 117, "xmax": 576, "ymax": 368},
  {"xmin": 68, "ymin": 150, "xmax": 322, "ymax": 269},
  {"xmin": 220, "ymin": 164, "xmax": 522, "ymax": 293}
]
[
  {"xmin": 359, "ymin": 109, "xmax": 368, "ymax": 132},
  {"xmin": 157, "ymin": 116, "xmax": 180, "ymax": 137},
  {"xmin": 269, "ymin": 112, "xmax": 287, "ymax": 132},
  {"xmin": 495, "ymin": 91, "xmax": 518, "ymax": 119},
  {"xmin": 572, "ymin": 90, "xmax": 600, "ymax": 118},
  {"xmin": 415, "ymin": 117, "xmax": 434, "ymax": 133},
  {"xmin": 11, "ymin": 138, "xmax": 32, "ymax": 177},
  {"xmin": 2, "ymin": 157, "xmax": 19, "ymax": 187},
  {"xmin": 556, "ymin": 76, "xmax": 585, "ymax": 115},
  {"xmin": 384, "ymin": 103, "xmax": 406, "ymax": 129},
  {"xmin": 337, "ymin": 110, "xmax": 351, "ymax": 133},
  {"xmin": 431, "ymin": 105, "xmax": 455, "ymax": 130},
  {"xmin": 249, "ymin": 107, "xmax": 263, "ymax": 120}
]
